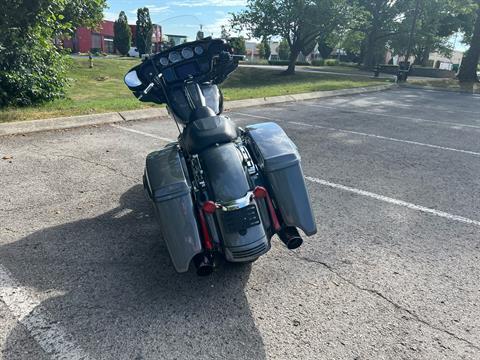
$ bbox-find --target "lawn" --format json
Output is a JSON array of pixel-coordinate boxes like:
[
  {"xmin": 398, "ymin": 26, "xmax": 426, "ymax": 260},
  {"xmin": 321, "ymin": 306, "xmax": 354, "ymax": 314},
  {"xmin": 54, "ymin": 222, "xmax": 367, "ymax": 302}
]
[
  {"xmin": 408, "ymin": 78, "xmax": 480, "ymax": 94},
  {"xmin": 0, "ymin": 57, "xmax": 388, "ymax": 122}
]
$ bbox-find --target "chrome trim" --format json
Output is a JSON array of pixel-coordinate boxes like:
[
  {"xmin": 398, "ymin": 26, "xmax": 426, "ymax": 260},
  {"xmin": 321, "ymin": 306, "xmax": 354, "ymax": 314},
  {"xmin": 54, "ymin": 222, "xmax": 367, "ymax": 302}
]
[{"xmin": 220, "ymin": 191, "xmax": 254, "ymax": 211}]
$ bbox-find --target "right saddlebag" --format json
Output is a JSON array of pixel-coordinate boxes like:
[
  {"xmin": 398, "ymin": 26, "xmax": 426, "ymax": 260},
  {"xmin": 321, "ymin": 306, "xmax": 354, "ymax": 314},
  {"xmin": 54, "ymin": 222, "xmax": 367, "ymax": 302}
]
[{"xmin": 245, "ymin": 122, "xmax": 317, "ymax": 236}]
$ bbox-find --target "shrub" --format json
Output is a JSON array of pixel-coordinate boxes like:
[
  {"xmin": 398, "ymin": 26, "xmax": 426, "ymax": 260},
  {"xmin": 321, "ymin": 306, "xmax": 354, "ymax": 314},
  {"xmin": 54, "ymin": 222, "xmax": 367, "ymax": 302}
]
[
  {"xmin": 325, "ymin": 59, "xmax": 338, "ymax": 66},
  {"xmin": 338, "ymin": 61, "xmax": 358, "ymax": 68},
  {"xmin": 311, "ymin": 59, "xmax": 325, "ymax": 66},
  {"xmin": 0, "ymin": 37, "xmax": 70, "ymax": 107},
  {"xmin": 268, "ymin": 60, "xmax": 310, "ymax": 66}
]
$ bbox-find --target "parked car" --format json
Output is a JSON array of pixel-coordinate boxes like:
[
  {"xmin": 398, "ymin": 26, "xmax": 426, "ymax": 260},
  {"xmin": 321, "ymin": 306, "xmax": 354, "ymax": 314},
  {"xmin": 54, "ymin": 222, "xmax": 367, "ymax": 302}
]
[{"xmin": 128, "ymin": 47, "xmax": 139, "ymax": 57}]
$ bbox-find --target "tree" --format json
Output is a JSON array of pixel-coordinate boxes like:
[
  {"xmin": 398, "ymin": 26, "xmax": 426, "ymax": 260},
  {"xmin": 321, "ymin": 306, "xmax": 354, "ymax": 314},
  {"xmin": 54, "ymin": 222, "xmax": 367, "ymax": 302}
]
[
  {"xmin": 257, "ymin": 42, "xmax": 266, "ymax": 59},
  {"xmin": 278, "ymin": 39, "xmax": 291, "ymax": 60},
  {"xmin": 262, "ymin": 37, "xmax": 271, "ymax": 60},
  {"xmin": 220, "ymin": 25, "xmax": 231, "ymax": 40},
  {"xmin": 458, "ymin": 0, "xmax": 480, "ymax": 82},
  {"xmin": 352, "ymin": 0, "xmax": 405, "ymax": 68},
  {"xmin": 256, "ymin": 39, "xmax": 271, "ymax": 59},
  {"xmin": 136, "ymin": 7, "xmax": 153, "ymax": 56},
  {"xmin": 233, "ymin": 0, "xmax": 348, "ymax": 74},
  {"xmin": 114, "ymin": 11, "xmax": 131, "ymax": 56},
  {"xmin": 0, "ymin": 0, "xmax": 106, "ymax": 107},
  {"xmin": 229, "ymin": 37, "xmax": 246, "ymax": 55},
  {"xmin": 387, "ymin": 0, "xmax": 469, "ymax": 66}
]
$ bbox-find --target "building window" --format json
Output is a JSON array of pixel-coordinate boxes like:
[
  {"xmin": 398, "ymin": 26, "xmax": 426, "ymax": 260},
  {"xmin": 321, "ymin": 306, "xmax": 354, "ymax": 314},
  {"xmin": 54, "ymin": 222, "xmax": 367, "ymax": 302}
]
[
  {"xmin": 104, "ymin": 37, "xmax": 114, "ymax": 54},
  {"xmin": 91, "ymin": 33, "xmax": 102, "ymax": 50}
]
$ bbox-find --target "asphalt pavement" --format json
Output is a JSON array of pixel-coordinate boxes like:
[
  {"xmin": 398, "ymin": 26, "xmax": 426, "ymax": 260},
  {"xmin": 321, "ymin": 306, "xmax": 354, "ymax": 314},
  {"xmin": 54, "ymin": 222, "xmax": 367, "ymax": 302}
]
[{"xmin": 1, "ymin": 87, "xmax": 479, "ymax": 359}]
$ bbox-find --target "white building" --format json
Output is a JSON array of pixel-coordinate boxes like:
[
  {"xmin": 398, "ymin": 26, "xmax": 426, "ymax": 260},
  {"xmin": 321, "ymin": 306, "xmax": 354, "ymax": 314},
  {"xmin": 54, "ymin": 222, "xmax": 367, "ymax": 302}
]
[{"xmin": 429, "ymin": 50, "xmax": 464, "ymax": 70}]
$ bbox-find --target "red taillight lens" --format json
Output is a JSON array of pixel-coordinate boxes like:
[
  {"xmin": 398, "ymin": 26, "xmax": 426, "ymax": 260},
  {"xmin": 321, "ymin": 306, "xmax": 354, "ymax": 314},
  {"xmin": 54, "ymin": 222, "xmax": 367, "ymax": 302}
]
[
  {"xmin": 253, "ymin": 186, "xmax": 267, "ymax": 199},
  {"xmin": 202, "ymin": 201, "xmax": 217, "ymax": 214}
]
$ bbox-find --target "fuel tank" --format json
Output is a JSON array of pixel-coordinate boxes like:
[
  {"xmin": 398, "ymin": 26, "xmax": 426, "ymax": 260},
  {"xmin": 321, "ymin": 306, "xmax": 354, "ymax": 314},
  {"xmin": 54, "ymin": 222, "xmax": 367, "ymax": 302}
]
[
  {"xmin": 144, "ymin": 144, "xmax": 203, "ymax": 272},
  {"xmin": 245, "ymin": 122, "xmax": 317, "ymax": 236}
]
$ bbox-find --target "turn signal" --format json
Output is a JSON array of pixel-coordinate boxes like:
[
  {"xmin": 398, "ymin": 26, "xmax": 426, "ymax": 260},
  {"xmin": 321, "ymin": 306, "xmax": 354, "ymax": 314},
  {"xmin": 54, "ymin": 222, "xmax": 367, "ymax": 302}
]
[{"xmin": 202, "ymin": 201, "xmax": 217, "ymax": 214}]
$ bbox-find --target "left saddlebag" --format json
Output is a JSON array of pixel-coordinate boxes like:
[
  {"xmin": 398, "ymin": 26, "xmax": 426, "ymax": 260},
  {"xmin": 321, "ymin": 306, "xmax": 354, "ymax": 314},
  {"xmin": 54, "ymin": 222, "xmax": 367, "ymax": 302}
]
[{"xmin": 144, "ymin": 145, "xmax": 203, "ymax": 273}]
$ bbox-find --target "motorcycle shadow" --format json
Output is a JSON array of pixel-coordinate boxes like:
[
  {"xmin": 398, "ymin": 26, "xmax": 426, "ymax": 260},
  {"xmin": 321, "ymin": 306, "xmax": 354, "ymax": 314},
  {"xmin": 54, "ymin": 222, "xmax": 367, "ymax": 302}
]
[{"xmin": 0, "ymin": 185, "xmax": 266, "ymax": 360}]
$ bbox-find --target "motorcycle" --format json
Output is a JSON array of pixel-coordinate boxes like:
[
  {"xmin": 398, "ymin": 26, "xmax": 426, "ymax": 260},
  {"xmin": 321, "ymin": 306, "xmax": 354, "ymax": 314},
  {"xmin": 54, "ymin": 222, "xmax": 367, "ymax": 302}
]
[{"xmin": 124, "ymin": 38, "xmax": 317, "ymax": 275}]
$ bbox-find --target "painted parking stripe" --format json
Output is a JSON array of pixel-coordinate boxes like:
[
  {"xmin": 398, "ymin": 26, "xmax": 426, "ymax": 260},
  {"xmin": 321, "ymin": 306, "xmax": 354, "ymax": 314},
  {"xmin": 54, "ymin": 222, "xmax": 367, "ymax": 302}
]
[
  {"xmin": 0, "ymin": 265, "xmax": 92, "ymax": 360},
  {"xmin": 109, "ymin": 123, "xmax": 480, "ymax": 227},
  {"xmin": 111, "ymin": 124, "xmax": 175, "ymax": 142},
  {"xmin": 232, "ymin": 112, "xmax": 480, "ymax": 157},
  {"xmin": 305, "ymin": 176, "xmax": 480, "ymax": 227},
  {"xmin": 302, "ymin": 103, "xmax": 480, "ymax": 130}
]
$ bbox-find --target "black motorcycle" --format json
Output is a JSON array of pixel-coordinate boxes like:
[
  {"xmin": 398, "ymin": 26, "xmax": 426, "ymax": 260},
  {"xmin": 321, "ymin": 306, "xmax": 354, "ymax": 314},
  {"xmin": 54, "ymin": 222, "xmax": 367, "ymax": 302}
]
[{"xmin": 124, "ymin": 38, "xmax": 317, "ymax": 275}]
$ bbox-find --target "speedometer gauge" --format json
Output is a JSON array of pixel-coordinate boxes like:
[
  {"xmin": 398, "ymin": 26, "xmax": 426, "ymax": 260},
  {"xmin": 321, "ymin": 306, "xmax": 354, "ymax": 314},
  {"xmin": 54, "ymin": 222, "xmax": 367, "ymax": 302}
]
[
  {"xmin": 159, "ymin": 57, "xmax": 169, "ymax": 66},
  {"xmin": 194, "ymin": 46, "xmax": 204, "ymax": 55},
  {"xmin": 168, "ymin": 51, "xmax": 182, "ymax": 63},
  {"xmin": 181, "ymin": 47, "xmax": 194, "ymax": 59}
]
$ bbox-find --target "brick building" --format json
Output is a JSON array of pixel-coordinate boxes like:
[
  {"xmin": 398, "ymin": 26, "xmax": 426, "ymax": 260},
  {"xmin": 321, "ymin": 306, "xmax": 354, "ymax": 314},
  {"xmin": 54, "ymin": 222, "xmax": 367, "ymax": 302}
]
[{"xmin": 63, "ymin": 21, "xmax": 163, "ymax": 54}]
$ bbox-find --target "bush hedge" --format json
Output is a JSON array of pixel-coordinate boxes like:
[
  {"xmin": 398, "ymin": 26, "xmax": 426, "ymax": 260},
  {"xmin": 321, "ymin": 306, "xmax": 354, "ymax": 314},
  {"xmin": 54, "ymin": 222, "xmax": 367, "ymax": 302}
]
[
  {"xmin": 268, "ymin": 60, "xmax": 310, "ymax": 66},
  {"xmin": 324, "ymin": 59, "xmax": 339, "ymax": 66},
  {"xmin": 311, "ymin": 59, "xmax": 325, "ymax": 66}
]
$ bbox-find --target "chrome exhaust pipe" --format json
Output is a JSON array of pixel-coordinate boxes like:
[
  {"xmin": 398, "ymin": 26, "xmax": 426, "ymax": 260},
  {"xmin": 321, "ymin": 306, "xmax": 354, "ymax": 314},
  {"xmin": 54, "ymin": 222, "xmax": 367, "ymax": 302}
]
[
  {"xmin": 278, "ymin": 227, "xmax": 303, "ymax": 250},
  {"xmin": 193, "ymin": 253, "xmax": 214, "ymax": 276}
]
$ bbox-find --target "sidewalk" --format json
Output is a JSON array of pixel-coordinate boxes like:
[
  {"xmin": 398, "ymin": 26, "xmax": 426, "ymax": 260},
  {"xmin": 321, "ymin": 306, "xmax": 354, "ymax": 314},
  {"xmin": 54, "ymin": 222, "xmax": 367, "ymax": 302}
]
[{"xmin": 0, "ymin": 84, "xmax": 396, "ymax": 136}]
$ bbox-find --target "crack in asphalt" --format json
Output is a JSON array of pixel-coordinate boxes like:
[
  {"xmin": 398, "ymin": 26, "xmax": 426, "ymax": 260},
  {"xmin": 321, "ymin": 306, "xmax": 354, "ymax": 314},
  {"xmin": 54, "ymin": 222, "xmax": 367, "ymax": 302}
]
[
  {"xmin": 292, "ymin": 253, "xmax": 480, "ymax": 351},
  {"xmin": 52, "ymin": 154, "xmax": 140, "ymax": 183}
]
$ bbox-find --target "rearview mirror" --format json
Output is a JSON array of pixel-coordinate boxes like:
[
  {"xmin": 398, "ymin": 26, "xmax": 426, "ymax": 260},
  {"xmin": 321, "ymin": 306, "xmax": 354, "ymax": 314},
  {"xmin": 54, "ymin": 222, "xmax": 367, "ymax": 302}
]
[{"xmin": 124, "ymin": 71, "xmax": 142, "ymax": 88}]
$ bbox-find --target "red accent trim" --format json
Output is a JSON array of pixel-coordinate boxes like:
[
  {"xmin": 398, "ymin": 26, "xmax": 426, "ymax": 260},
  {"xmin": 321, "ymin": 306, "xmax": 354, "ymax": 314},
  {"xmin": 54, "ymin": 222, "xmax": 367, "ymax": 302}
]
[
  {"xmin": 253, "ymin": 186, "xmax": 267, "ymax": 199},
  {"xmin": 254, "ymin": 186, "xmax": 281, "ymax": 232},
  {"xmin": 197, "ymin": 207, "xmax": 213, "ymax": 250}
]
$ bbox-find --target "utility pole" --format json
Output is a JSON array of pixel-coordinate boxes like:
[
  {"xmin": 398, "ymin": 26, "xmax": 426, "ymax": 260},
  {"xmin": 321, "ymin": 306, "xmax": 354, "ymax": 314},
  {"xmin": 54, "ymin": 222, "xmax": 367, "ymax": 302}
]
[{"xmin": 405, "ymin": 0, "xmax": 421, "ymax": 63}]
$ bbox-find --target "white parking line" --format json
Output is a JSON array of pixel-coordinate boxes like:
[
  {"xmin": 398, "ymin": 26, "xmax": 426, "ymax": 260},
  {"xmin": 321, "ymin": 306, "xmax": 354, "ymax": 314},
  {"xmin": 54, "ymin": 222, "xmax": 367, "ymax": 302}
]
[
  {"xmin": 111, "ymin": 124, "xmax": 175, "ymax": 142},
  {"xmin": 0, "ymin": 265, "xmax": 91, "ymax": 360},
  {"xmin": 106, "ymin": 123, "xmax": 480, "ymax": 227},
  {"xmin": 303, "ymin": 103, "xmax": 480, "ymax": 130},
  {"xmin": 233, "ymin": 112, "xmax": 480, "ymax": 157},
  {"xmin": 306, "ymin": 176, "xmax": 480, "ymax": 227}
]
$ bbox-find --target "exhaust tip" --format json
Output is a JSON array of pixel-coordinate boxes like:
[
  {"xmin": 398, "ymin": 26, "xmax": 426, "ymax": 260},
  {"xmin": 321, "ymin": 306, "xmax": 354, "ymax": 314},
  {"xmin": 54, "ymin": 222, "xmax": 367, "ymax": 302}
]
[
  {"xmin": 194, "ymin": 253, "xmax": 215, "ymax": 276},
  {"xmin": 279, "ymin": 227, "xmax": 304, "ymax": 250},
  {"xmin": 286, "ymin": 236, "xmax": 303, "ymax": 250}
]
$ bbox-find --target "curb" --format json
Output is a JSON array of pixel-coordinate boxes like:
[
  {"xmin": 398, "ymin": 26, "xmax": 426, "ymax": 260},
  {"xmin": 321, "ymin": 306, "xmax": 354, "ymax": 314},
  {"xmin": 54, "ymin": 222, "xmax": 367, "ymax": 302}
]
[
  {"xmin": 401, "ymin": 83, "xmax": 480, "ymax": 96},
  {"xmin": 0, "ymin": 84, "xmax": 395, "ymax": 136}
]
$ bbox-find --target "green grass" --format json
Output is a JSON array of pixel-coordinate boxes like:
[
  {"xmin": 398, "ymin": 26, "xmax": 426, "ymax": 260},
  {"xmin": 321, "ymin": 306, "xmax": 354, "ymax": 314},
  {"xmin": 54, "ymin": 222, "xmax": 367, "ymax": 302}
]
[
  {"xmin": 408, "ymin": 78, "xmax": 480, "ymax": 93},
  {"xmin": 221, "ymin": 67, "xmax": 386, "ymax": 100},
  {"xmin": 0, "ymin": 57, "xmax": 388, "ymax": 123}
]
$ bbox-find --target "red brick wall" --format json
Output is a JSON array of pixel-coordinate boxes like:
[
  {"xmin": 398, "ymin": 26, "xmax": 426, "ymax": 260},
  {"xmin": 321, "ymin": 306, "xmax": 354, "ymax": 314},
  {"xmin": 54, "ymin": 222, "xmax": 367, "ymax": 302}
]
[
  {"xmin": 63, "ymin": 21, "xmax": 116, "ymax": 53},
  {"xmin": 76, "ymin": 27, "xmax": 93, "ymax": 53},
  {"xmin": 100, "ymin": 21, "xmax": 114, "ymax": 37}
]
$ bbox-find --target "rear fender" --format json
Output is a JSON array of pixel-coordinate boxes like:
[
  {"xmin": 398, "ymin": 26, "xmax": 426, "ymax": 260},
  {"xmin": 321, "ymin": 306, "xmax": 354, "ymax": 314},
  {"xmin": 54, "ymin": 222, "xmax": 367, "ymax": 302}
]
[{"xmin": 199, "ymin": 143, "xmax": 270, "ymax": 261}]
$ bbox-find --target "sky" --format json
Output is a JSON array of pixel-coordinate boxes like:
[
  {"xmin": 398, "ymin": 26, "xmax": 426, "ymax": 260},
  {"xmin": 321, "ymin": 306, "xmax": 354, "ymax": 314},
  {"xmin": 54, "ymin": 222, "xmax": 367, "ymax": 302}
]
[
  {"xmin": 104, "ymin": 0, "xmax": 246, "ymax": 40},
  {"xmin": 104, "ymin": 1, "xmax": 466, "ymax": 52}
]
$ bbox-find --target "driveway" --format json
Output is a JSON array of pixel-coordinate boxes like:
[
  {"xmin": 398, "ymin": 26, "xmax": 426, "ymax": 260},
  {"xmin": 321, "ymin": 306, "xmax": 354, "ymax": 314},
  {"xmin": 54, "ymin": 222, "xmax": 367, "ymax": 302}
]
[{"xmin": 1, "ymin": 87, "xmax": 479, "ymax": 359}]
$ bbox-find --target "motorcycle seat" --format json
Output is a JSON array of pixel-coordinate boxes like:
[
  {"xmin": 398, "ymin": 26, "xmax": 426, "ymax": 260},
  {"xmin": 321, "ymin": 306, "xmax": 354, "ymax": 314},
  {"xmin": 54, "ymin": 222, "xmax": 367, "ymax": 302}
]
[{"xmin": 182, "ymin": 114, "xmax": 238, "ymax": 154}]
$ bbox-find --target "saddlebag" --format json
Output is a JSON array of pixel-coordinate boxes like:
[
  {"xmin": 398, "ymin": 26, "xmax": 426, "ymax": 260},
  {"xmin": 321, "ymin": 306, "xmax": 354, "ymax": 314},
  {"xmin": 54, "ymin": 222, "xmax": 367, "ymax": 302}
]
[
  {"xmin": 245, "ymin": 122, "xmax": 317, "ymax": 236},
  {"xmin": 144, "ymin": 144, "xmax": 203, "ymax": 272}
]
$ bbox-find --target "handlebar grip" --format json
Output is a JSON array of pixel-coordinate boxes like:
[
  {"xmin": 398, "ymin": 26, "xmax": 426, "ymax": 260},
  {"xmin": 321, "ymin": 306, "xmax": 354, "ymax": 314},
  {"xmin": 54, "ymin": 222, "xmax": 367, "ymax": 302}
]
[{"xmin": 232, "ymin": 55, "xmax": 245, "ymax": 61}]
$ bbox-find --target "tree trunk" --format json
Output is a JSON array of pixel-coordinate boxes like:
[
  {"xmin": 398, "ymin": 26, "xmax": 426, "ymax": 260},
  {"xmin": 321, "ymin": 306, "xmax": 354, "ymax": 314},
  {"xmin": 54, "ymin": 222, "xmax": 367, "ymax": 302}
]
[
  {"xmin": 362, "ymin": 27, "xmax": 378, "ymax": 69},
  {"xmin": 458, "ymin": 3, "xmax": 480, "ymax": 83},
  {"xmin": 285, "ymin": 45, "xmax": 301, "ymax": 75}
]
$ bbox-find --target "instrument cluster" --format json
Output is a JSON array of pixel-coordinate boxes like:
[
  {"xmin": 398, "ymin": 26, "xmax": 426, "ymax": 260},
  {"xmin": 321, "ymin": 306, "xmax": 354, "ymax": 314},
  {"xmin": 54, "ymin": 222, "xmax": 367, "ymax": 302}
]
[{"xmin": 156, "ymin": 45, "xmax": 205, "ymax": 68}]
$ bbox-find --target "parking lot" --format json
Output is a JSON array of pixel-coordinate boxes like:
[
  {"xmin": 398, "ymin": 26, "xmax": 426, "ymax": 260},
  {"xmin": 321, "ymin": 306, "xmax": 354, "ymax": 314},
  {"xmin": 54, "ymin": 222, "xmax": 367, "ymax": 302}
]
[{"xmin": 1, "ymin": 87, "xmax": 480, "ymax": 359}]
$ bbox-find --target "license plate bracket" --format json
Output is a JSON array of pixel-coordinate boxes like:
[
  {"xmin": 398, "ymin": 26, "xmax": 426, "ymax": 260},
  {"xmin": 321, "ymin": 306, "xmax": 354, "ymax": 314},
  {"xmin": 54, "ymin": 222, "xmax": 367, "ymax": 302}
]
[{"xmin": 221, "ymin": 205, "xmax": 261, "ymax": 233}]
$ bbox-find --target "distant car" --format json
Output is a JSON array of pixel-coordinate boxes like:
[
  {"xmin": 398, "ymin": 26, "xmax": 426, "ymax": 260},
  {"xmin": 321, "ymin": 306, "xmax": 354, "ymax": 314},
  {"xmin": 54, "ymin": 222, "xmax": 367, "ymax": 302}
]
[{"xmin": 128, "ymin": 47, "xmax": 139, "ymax": 57}]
